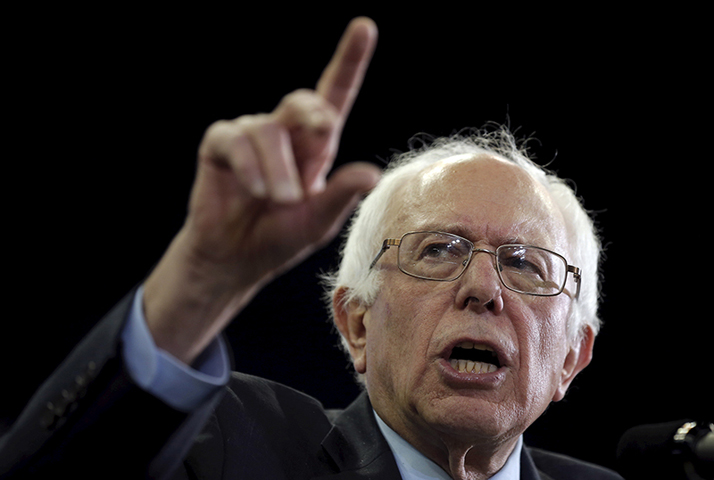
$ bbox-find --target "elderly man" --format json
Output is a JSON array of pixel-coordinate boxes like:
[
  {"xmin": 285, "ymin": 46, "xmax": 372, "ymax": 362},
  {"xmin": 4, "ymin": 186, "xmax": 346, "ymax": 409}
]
[{"xmin": 0, "ymin": 18, "xmax": 622, "ymax": 479}]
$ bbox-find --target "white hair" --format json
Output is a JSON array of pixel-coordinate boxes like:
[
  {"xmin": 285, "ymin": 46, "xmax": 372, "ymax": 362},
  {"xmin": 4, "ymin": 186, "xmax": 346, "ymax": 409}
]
[{"xmin": 322, "ymin": 126, "xmax": 603, "ymax": 350}]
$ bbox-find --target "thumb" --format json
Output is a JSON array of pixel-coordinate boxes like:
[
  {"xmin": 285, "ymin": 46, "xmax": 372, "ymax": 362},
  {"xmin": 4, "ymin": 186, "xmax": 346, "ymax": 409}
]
[{"xmin": 306, "ymin": 162, "xmax": 381, "ymax": 245}]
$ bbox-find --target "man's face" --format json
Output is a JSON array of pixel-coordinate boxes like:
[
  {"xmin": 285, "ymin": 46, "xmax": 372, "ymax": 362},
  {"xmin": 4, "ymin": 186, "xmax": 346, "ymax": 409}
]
[{"xmin": 341, "ymin": 155, "xmax": 592, "ymax": 458}]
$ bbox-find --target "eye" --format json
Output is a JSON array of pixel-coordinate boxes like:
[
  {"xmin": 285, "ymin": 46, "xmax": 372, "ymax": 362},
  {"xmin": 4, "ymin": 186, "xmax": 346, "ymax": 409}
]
[
  {"xmin": 419, "ymin": 242, "xmax": 459, "ymax": 260},
  {"xmin": 398, "ymin": 232, "xmax": 472, "ymax": 277},
  {"xmin": 500, "ymin": 250, "xmax": 546, "ymax": 278}
]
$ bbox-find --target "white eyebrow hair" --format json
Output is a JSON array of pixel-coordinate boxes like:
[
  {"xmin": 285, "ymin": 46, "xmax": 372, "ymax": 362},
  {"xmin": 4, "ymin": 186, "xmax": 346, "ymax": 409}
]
[{"xmin": 406, "ymin": 222, "xmax": 539, "ymax": 249}]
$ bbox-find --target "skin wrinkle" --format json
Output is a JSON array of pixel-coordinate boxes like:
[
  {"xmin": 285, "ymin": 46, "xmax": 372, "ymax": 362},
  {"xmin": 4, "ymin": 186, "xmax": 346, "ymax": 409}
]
[{"xmin": 339, "ymin": 154, "xmax": 593, "ymax": 480}]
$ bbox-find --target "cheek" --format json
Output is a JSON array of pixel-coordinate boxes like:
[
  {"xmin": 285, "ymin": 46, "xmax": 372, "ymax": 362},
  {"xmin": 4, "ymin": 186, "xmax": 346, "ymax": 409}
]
[
  {"xmin": 372, "ymin": 275, "xmax": 446, "ymax": 340},
  {"xmin": 516, "ymin": 300, "xmax": 571, "ymax": 400},
  {"xmin": 367, "ymin": 297, "xmax": 425, "ymax": 363},
  {"xmin": 364, "ymin": 299, "xmax": 412, "ymax": 398},
  {"xmin": 364, "ymin": 284, "xmax": 445, "ymax": 382}
]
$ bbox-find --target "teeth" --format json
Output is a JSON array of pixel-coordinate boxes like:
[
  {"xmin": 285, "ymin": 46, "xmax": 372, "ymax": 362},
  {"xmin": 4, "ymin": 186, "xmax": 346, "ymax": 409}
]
[
  {"xmin": 449, "ymin": 358, "xmax": 498, "ymax": 374},
  {"xmin": 456, "ymin": 341, "xmax": 494, "ymax": 352}
]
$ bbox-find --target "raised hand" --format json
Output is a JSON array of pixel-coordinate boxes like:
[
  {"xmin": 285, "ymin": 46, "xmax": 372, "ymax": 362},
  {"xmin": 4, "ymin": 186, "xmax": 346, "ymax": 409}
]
[{"xmin": 142, "ymin": 18, "xmax": 380, "ymax": 364}]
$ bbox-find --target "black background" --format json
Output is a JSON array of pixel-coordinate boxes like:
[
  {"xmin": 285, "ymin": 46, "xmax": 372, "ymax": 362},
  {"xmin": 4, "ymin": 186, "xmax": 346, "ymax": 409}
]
[{"xmin": 4, "ymin": 6, "xmax": 710, "ymax": 473}]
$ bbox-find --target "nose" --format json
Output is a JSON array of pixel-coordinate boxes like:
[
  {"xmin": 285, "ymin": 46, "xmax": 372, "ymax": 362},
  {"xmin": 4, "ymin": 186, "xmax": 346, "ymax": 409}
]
[{"xmin": 455, "ymin": 249, "xmax": 504, "ymax": 314}]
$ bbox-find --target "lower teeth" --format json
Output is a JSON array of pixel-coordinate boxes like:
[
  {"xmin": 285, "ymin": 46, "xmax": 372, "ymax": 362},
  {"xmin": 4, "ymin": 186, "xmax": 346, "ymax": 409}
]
[{"xmin": 450, "ymin": 359, "xmax": 498, "ymax": 374}]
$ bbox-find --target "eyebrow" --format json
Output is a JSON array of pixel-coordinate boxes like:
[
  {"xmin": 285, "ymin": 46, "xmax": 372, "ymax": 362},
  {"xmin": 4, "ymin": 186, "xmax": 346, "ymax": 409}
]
[{"xmin": 410, "ymin": 222, "xmax": 536, "ymax": 248}]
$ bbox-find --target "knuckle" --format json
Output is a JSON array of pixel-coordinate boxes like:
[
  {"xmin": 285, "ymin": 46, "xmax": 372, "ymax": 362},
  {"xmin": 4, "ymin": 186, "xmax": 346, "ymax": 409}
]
[
  {"xmin": 281, "ymin": 88, "xmax": 316, "ymax": 105},
  {"xmin": 199, "ymin": 120, "xmax": 231, "ymax": 158},
  {"xmin": 234, "ymin": 112, "xmax": 269, "ymax": 124},
  {"xmin": 203, "ymin": 119, "xmax": 233, "ymax": 139},
  {"xmin": 277, "ymin": 92, "xmax": 339, "ymax": 131},
  {"xmin": 200, "ymin": 118, "xmax": 255, "ymax": 160},
  {"xmin": 279, "ymin": 89, "xmax": 325, "ymax": 114},
  {"xmin": 235, "ymin": 113, "xmax": 280, "ymax": 136}
]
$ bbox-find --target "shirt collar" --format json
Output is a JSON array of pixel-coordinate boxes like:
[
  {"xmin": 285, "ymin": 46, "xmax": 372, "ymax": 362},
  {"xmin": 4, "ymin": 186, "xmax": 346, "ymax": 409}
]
[{"xmin": 373, "ymin": 410, "xmax": 523, "ymax": 480}]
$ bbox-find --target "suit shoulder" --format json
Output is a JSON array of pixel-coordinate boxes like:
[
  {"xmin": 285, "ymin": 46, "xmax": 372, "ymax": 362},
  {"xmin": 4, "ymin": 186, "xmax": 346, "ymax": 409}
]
[
  {"xmin": 218, "ymin": 372, "xmax": 334, "ymax": 442},
  {"xmin": 224, "ymin": 371, "xmax": 327, "ymax": 415},
  {"xmin": 528, "ymin": 447, "xmax": 624, "ymax": 480},
  {"xmin": 183, "ymin": 372, "xmax": 336, "ymax": 479}
]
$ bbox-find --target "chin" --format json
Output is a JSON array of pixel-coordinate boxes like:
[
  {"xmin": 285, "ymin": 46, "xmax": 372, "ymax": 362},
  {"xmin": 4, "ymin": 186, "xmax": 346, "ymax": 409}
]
[{"xmin": 417, "ymin": 394, "xmax": 527, "ymax": 443}]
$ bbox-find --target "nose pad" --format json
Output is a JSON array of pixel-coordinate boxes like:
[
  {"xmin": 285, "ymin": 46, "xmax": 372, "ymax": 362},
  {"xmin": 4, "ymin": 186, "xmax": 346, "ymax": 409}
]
[{"xmin": 456, "ymin": 250, "xmax": 504, "ymax": 313}]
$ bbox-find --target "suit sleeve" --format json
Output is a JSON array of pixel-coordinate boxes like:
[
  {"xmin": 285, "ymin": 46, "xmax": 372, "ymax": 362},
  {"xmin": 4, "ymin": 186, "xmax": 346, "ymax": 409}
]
[
  {"xmin": 0, "ymin": 288, "xmax": 226, "ymax": 479},
  {"xmin": 121, "ymin": 285, "xmax": 230, "ymax": 412}
]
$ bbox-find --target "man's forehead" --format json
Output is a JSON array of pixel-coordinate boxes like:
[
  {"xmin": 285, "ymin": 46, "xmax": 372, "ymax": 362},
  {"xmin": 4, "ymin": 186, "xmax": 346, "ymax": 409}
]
[
  {"xmin": 418, "ymin": 154, "xmax": 530, "ymax": 190},
  {"xmin": 388, "ymin": 154, "xmax": 567, "ymax": 247}
]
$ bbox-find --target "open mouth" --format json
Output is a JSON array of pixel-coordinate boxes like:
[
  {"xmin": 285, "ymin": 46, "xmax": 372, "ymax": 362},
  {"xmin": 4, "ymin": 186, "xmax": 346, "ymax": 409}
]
[{"xmin": 448, "ymin": 341, "xmax": 501, "ymax": 374}]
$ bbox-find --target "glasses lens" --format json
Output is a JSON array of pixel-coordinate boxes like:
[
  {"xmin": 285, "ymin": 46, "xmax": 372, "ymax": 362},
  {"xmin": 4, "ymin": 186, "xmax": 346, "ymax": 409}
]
[
  {"xmin": 497, "ymin": 245, "xmax": 567, "ymax": 295},
  {"xmin": 398, "ymin": 232, "xmax": 471, "ymax": 280}
]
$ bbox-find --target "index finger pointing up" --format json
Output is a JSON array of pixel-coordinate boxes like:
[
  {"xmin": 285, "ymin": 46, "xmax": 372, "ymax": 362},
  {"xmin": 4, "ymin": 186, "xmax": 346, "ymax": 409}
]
[{"xmin": 316, "ymin": 17, "xmax": 378, "ymax": 121}]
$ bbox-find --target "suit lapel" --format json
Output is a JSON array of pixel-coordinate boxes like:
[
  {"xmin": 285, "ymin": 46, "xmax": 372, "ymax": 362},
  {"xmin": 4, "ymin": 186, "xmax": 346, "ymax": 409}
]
[
  {"xmin": 314, "ymin": 392, "xmax": 402, "ymax": 480},
  {"xmin": 315, "ymin": 393, "xmax": 556, "ymax": 480},
  {"xmin": 520, "ymin": 446, "xmax": 554, "ymax": 480}
]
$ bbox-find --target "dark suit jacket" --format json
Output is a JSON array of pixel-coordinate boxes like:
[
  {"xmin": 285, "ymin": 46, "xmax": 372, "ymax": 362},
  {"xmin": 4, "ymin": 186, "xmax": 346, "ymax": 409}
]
[{"xmin": 0, "ymin": 290, "xmax": 623, "ymax": 479}]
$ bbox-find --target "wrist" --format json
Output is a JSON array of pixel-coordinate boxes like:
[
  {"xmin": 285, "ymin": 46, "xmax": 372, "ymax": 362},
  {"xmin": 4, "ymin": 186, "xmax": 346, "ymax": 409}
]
[{"xmin": 142, "ymin": 228, "xmax": 261, "ymax": 364}]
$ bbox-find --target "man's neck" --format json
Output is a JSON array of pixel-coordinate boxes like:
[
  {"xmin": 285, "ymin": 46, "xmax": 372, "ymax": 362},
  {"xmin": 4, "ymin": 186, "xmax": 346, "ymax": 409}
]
[{"xmin": 374, "ymin": 410, "xmax": 523, "ymax": 480}]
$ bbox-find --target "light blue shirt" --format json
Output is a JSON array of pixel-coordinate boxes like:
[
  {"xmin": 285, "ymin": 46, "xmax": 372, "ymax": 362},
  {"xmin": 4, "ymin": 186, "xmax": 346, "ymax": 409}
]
[
  {"xmin": 374, "ymin": 411, "xmax": 522, "ymax": 480},
  {"xmin": 120, "ymin": 286, "xmax": 230, "ymax": 412},
  {"xmin": 121, "ymin": 288, "xmax": 523, "ymax": 478}
]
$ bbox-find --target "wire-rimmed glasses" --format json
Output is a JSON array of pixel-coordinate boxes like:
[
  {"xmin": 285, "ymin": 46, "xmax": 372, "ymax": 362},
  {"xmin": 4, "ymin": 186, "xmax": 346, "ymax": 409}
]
[{"xmin": 369, "ymin": 231, "xmax": 581, "ymax": 298}]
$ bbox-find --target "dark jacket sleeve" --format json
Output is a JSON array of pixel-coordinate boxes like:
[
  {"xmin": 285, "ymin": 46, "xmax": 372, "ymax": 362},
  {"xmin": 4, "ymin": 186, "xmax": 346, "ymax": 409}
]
[{"xmin": 0, "ymin": 289, "xmax": 225, "ymax": 479}]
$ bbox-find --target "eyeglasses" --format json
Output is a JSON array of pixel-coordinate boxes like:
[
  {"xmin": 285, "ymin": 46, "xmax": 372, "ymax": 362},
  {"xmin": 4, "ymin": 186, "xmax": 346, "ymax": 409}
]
[{"xmin": 369, "ymin": 231, "xmax": 581, "ymax": 298}]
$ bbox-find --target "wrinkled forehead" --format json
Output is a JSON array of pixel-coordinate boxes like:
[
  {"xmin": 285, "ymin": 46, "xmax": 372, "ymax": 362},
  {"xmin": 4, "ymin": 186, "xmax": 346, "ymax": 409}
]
[{"xmin": 387, "ymin": 154, "xmax": 569, "ymax": 251}]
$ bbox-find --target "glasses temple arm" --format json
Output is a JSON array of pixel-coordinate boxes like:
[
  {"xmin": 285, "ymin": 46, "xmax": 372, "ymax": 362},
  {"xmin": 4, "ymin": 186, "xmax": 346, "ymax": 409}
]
[
  {"xmin": 567, "ymin": 265, "xmax": 582, "ymax": 299},
  {"xmin": 369, "ymin": 239, "xmax": 400, "ymax": 270}
]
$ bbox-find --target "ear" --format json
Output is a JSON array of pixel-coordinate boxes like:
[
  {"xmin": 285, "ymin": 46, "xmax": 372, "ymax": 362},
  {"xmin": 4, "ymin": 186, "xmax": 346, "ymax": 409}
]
[
  {"xmin": 333, "ymin": 287, "xmax": 369, "ymax": 374},
  {"xmin": 552, "ymin": 325, "xmax": 595, "ymax": 402}
]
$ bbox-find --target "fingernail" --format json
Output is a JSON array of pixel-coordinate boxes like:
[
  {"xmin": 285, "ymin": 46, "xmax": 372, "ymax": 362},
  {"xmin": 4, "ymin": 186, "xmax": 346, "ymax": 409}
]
[
  {"xmin": 308, "ymin": 175, "xmax": 326, "ymax": 195},
  {"xmin": 273, "ymin": 181, "xmax": 303, "ymax": 203},
  {"xmin": 250, "ymin": 176, "xmax": 268, "ymax": 198},
  {"xmin": 307, "ymin": 110, "xmax": 332, "ymax": 134}
]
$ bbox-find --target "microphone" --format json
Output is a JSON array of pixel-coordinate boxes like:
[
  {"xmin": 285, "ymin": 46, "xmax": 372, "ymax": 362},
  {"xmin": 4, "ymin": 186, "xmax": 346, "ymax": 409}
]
[{"xmin": 616, "ymin": 420, "xmax": 713, "ymax": 480}]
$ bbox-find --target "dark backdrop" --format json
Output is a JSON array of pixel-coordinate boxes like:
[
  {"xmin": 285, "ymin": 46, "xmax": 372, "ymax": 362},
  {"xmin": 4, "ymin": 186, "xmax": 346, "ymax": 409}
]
[{"xmin": 4, "ymin": 6, "xmax": 710, "ymax": 473}]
